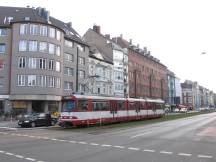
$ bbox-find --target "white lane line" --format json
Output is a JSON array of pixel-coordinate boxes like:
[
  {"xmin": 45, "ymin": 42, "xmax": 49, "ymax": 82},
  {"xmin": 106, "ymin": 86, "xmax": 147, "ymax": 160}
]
[
  {"xmin": 5, "ymin": 152, "xmax": 14, "ymax": 156},
  {"xmin": 15, "ymin": 155, "xmax": 24, "ymax": 158},
  {"xmin": 160, "ymin": 151, "xmax": 173, "ymax": 155},
  {"xmin": 0, "ymin": 150, "xmax": 5, "ymax": 153},
  {"xmin": 113, "ymin": 145, "xmax": 125, "ymax": 149},
  {"xmin": 0, "ymin": 127, "xmax": 17, "ymax": 130},
  {"xmin": 198, "ymin": 155, "xmax": 213, "ymax": 159},
  {"xmin": 0, "ymin": 132, "xmax": 8, "ymax": 135},
  {"xmin": 78, "ymin": 141, "xmax": 87, "ymax": 144},
  {"xmin": 143, "ymin": 149, "xmax": 155, "ymax": 152},
  {"xmin": 178, "ymin": 153, "xmax": 192, "ymax": 157},
  {"xmin": 69, "ymin": 140, "xmax": 77, "ymax": 143},
  {"xmin": 25, "ymin": 157, "xmax": 36, "ymax": 161},
  {"xmin": 130, "ymin": 132, "xmax": 152, "ymax": 138},
  {"xmin": 58, "ymin": 139, "xmax": 66, "ymax": 142},
  {"xmin": 128, "ymin": 147, "xmax": 140, "ymax": 151},
  {"xmin": 101, "ymin": 144, "xmax": 112, "ymax": 147},
  {"xmin": 51, "ymin": 138, "xmax": 58, "ymax": 141},
  {"xmin": 90, "ymin": 143, "xmax": 99, "ymax": 146}
]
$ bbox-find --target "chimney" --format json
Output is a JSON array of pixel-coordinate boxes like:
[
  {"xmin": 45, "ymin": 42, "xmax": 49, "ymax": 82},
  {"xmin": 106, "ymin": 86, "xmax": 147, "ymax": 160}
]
[
  {"xmin": 129, "ymin": 39, "xmax": 132, "ymax": 45},
  {"xmin": 148, "ymin": 51, "xmax": 151, "ymax": 55},
  {"xmin": 67, "ymin": 22, "xmax": 72, "ymax": 28},
  {"xmin": 120, "ymin": 34, "xmax": 123, "ymax": 38},
  {"xmin": 46, "ymin": 11, "xmax": 50, "ymax": 22},
  {"xmin": 137, "ymin": 44, "xmax": 139, "ymax": 48},
  {"xmin": 93, "ymin": 25, "xmax": 101, "ymax": 34},
  {"xmin": 143, "ymin": 47, "xmax": 147, "ymax": 54},
  {"xmin": 105, "ymin": 34, "xmax": 110, "ymax": 39}
]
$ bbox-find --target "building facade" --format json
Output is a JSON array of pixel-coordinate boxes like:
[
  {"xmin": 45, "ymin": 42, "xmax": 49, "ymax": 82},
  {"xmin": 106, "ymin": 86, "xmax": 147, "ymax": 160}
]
[
  {"xmin": 83, "ymin": 26, "xmax": 129, "ymax": 97},
  {"xmin": 0, "ymin": 6, "xmax": 89, "ymax": 114},
  {"xmin": 114, "ymin": 37, "xmax": 168, "ymax": 100}
]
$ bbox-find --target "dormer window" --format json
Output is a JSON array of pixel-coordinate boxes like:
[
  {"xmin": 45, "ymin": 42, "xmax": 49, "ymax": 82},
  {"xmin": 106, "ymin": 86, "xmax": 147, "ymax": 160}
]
[{"xmin": 24, "ymin": 17, "xmax": 30, "ymax": 21}]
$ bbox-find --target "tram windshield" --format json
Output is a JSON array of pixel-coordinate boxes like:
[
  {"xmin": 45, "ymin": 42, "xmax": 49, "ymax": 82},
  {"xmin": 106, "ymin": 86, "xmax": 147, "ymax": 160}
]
[{"xmin": 62, "ymin": 100, "xmax": 76, "ymax": 112}]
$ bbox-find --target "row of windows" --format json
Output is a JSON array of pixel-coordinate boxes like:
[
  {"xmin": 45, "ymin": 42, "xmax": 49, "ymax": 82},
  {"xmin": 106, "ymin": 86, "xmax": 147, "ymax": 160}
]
[
  {"xmin": 20, "ymin": 24, "xmax": 61, "ymax": 41},
  {"xmin": 17, "ymin": 75, "xmax": 60, "ymax": 88},
  {"xmin": 65, "ymin": 40, "xmax": 85, "ymax": 52},
  {"xmin": 19, "ymin": 40, "xmax": 61, "ymax": 56},
  {"xmin": 18, "ymin": 57, "xmax": 60, "ymax": 72}
]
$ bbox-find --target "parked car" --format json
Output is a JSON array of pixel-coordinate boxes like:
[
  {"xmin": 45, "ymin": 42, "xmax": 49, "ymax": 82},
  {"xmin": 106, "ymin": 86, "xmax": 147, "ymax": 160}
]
[
  {"xmin": 180, "ymin": 108, "xmax": 187, "ymax": 113},
  {"xmin": 18, "ymin": 113, "xmax": 58, "ymax": 127}
]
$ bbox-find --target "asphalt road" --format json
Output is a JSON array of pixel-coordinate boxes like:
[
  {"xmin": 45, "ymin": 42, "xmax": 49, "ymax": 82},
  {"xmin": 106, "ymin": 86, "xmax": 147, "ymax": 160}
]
[{"xmin": 0, "ymin": 112, "xmax": 216, "ymax": 162}]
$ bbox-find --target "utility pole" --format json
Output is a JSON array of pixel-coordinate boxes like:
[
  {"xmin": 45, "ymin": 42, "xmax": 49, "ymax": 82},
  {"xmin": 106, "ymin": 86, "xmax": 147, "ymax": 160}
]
[{"xmin": 76, "ymin": 47, "xmax": 79, "ymax": 92}]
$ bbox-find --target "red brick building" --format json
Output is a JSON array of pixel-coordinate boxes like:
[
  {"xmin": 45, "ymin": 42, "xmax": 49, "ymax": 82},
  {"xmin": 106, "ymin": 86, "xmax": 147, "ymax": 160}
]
[{"xmin": 114, "ymin": 37, "xmax": 168, "ymax": 100}]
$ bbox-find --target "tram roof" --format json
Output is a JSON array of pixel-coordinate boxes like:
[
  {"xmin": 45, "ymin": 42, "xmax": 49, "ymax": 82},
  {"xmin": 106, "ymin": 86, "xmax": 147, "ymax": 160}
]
[{"xmin": 63, "ymin": 95, "xmax": 164, "ymax": 103}]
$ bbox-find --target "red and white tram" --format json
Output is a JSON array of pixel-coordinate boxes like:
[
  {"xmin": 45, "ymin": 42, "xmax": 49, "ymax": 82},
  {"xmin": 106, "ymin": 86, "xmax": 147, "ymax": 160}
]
[{"xmin": 59, "ymin": 94, "xmax": 165, "ymax": 127}]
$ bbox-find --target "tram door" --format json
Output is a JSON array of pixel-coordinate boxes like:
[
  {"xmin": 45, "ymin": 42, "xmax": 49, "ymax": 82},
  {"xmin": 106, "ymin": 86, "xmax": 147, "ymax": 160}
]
[
  {"xmin": 110, "ymin": 100, "xmax": 118, "ymax": 121},
  {"xmin": 135, "ymin": 101, "xmax": 141, "ymax": 118}
]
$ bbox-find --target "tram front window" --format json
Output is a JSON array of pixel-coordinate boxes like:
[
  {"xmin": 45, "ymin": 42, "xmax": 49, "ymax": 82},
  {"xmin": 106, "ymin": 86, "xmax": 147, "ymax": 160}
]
[{"xmin": 63, "ymin": 101, "xmax": 75, "ymax": 112}]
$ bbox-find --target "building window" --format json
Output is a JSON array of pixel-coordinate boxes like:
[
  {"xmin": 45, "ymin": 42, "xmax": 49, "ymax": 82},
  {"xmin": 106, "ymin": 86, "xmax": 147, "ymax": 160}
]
[
  {"xmin": 78, "ymin": 57, "xmax": 85, "ymax": 65},
  {"xmin": 30, "ymin": 24, "xmax": 38, "ymax": 35},
  {"xmin": 18, "ymin": 57, "xmax": 26, "ymax": 68},
  {"xmin": 39, "ymin": 42, "xmax": 47, "ymax": 53},
  {"xmin": 17, "ymin": 75, "xmax": 26, "ymax": 86},
  {"xmin": 28, "ymin": 75, "xmax": 36, "ymax": 86},
  {"xmin": 65, "ymin": 40, "xmax": 73, "ymax": 48},
  {"xmin": 56, "ymin": 61, "xmax": 60, "ymax": 72},
  {"xmin": 19, "ymin": 40, "xmax": 27, "ymax": 51},
  {"xmin": 37, "ymin": 75, "xmax": 45, "ymax": 87},
  {"xmin": 0, "ymin": 77, "xmax": 3, "ymax": 87},
  {"xmin": 56, "ymin": 46, "xmax": 60, "ymax": 56},
  {"xmin": 77, "ymin": 44, "xmax": 85, "ymax": 52},
  {"xmin": 0, "ymin": 60, "xmax": 4, "ymax": 70},
  {"xmin": 64, "ymin": 67, "xmax": 74, "ymax": 76},
  {"xmin": 28, "ymin": 58, "xmax": 37, "ymax": 69},
  {"xmin": 0, "ymin": 28, "xmax": 7, "ymax": 36},
  {"xmin": 0, "ymin": 43, "xmax": 6, "ymax": 53},
  {"xmin": 20, "ymin": 24, "xmax": 28, "ymax": 35},
  {"xmin": 48, "ymin": 43, "xmax": 55, "ymax": 54},
  {"xmin": 78, "ymin": 70, "xmax": 85, "ymax": 78},
  {"xmin": 29, "ymin": 41, "xmax": 38, "ymax": 52},
  {"xmin": 39, "ymin": 58, "xmax": 46, "ymax": 69},
  {"xmin": 64, "ymin": 53, "xmax": 73, "ymax": 62},
  {"xmin": 47, "ymin": 76, "xmax": 55, "ymax": 87},
  {"xmin": 56, "ymin": 77, "xmax": 61, "ymax": 88},
  {"xmin": 48, "ymin": 60, "xmax": 54, "ymax": 70},
  {"xmin": 40, "ymin": 26, "xmax": 47, "ymax": 36},
  {"xmin": 49, "ymin": 27, "xmax": 55, "ymax": 38},
  {"xmin": 78, "ymin": 83, "xmax": 85, "ymax": 92},
  {"xmin": 56, "ymin": 30, "xmax": 61, "ymax": 41},
  {"xmin": 64, "ymin": 81, "xmax": 73, "ymax": 90}
]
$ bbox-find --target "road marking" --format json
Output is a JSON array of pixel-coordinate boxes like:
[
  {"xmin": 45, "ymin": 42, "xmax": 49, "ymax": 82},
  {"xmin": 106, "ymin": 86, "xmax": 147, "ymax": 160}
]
[
  {"xmin": 130, "ymin": 131, "xmax": 152, "ymax": 138},
  {"xmin": 15, "ymin": 155, "xmax": 24, "ymax": 158},
  {"xmin": 178, "ymin": 153, "xmax": 192, "ymax": 157},
  {"xmin": 78, "ymin": 141, "xmax": 87, "ymax": 144},
  {"xmin": 0, "ymin": 127, "xmax": 17, "ymax": 130},
  {"xmin": 160, "ymin": 151, "xmax": 173, "ymax": 155},
  {"xmin": 128, "ymin": 147, "xmax": 140, "ymax": 151},
  {"xmin": 0, "ymin": 150, "xmax": 5, "ymax": 153},
  {"xmin": 58, "ymin": 139, "xmax": 66, "ymax": 142},
  {"xmin": 25, "ymin": 157, "xmax": 36, "ymax": 161},
  {"xmin": 0, "ymin": 132, "xmax": 8, "ymax": 135},
  {"xmin": 143, "ymin": 149, "xmax": 155, "ymax": 152},
  {"xmin": 101, "ymin": 144, "xmax": 112, "ymax": 147},
  {"xmin": 113, "ymin": 145, "xmax": 125, "ymax": 149},
  {"xmin": 90, "ymin": 143, "xmax": 99, "ymax": 146},
  {"xmin": 69, "ymin": 140, "xmax": 77, "ymax": 143},
  {"xmin": 198, "ymin": 155, "xmax": 213, "ymax": 158},
  {"xmin": 51, "ymin": 138, "xmax": 58, "ymax": 141},
  {"xmin": 6, "ymin": 152, "xmax": 14, "ymax": 156}
]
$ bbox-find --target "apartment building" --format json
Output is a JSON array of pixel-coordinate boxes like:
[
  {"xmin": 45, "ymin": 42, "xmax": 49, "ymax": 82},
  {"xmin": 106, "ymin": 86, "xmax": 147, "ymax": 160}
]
[{"xmin": 0, "ymin": 6, "xmax": 89, "ymax": 114}]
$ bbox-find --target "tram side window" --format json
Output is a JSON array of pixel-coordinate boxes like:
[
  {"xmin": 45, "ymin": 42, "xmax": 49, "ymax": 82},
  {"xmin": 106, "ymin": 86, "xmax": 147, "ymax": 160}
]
[
  {"xmin": 78, "ymin": 100, "xmax": 88, "ymax": 111},
  {"xmin": 93, "ymin": 101, "xmax": 109, "ymax": 111},
  {"xmin": 129, "ymin": 102, "xmax": 135, "ymax": 110},
  {"xmin": 156, "ymin": 104, "xmax": 163, "ymax": 109},
  {"xmin": 141, "ymin": 102, "xmax": 145, "ymax": 110},
  {"xmin": 118, "ymin": 101, "xmax": 125, "ymax": 110},
  {"xmin": 63, "ymin": 101, "xmax": 75, "ymax": 112}
]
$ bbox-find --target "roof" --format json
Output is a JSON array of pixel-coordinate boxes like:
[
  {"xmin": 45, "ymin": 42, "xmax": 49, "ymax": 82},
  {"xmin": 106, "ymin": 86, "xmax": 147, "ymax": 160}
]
[
  {"xmin": 0, "ymin": 6, "xmax": 87, "ymax": 45},
  {"xmin": 83, "ymin": 28, "xmax": 113, "ymax": 63}
]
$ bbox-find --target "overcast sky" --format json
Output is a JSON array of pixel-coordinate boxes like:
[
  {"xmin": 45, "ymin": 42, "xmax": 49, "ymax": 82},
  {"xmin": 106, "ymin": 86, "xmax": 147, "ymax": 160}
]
[{"xmin": 2, "ymin": 0, "xmax": 216, "ymax": 91}]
